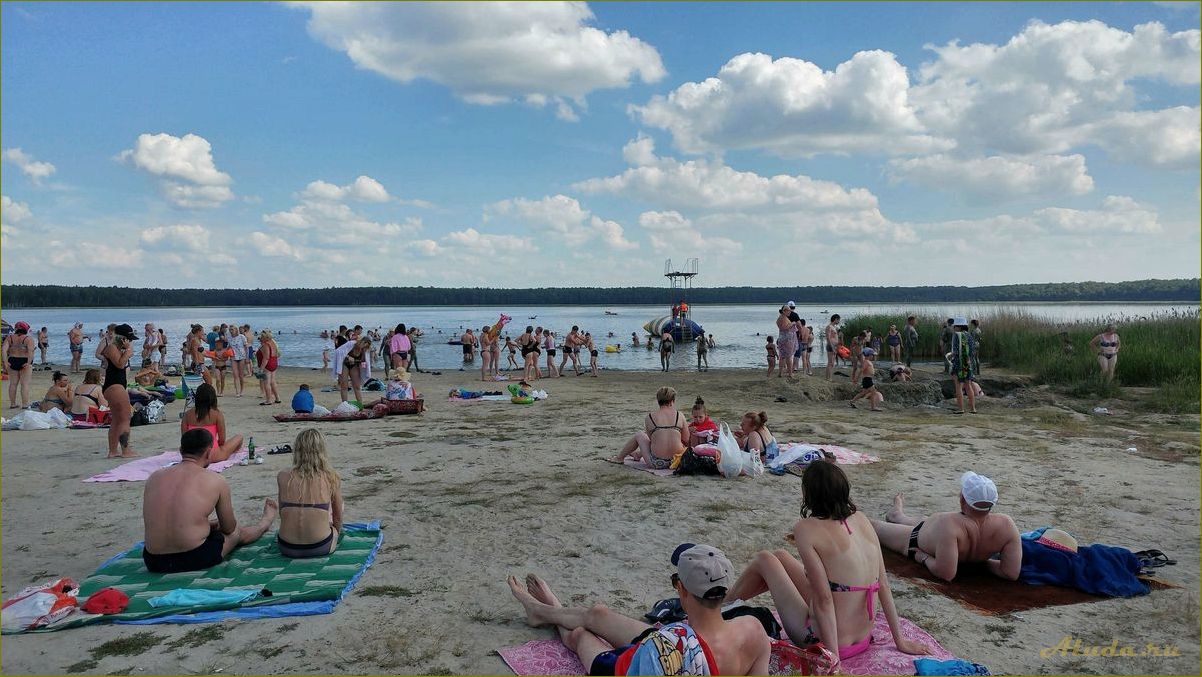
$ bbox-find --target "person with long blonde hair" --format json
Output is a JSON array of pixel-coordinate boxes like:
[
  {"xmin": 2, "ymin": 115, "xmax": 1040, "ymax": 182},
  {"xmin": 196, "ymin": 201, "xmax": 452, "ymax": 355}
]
[{"xmin": 276, "ymin": 429, "xmax": 344, "ymax": 558}]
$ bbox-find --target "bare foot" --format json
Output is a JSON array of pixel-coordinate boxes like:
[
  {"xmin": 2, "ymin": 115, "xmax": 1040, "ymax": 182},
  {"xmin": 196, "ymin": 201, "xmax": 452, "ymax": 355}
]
[
  {"xmin": 106, "ymin": 453, "xmax": 122, "ymax": 459},
  {"xmin": 525, "ymin": 573, "xmax": 562, "ymax": 608},
  {"xmin": 262, "ymin": 498, "xmax": 279, "ymax": 523},
  {"xmin": 886, "ymin": 493, "xmax": 906, "ymax": 523},
  {"xmin": 602, "ymin": 457, "xmax": 625, "ymax": 465},
  {"xmin": 120, "ymin": 450, "xmax": 139, "ymax": 458},
  {"xmin": 507, "ymin": 575, "xmax": 550, "ymax": 627}
]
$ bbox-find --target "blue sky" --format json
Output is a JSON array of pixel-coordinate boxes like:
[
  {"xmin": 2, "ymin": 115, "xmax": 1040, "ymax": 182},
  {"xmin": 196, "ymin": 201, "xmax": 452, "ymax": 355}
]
[{"xmin": 2, "ymin": 1, "xmax": 1199, "ymax": 289}]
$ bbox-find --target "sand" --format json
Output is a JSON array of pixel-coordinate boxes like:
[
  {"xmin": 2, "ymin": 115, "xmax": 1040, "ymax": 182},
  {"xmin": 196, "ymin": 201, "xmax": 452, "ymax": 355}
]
[{"xmin": 1, "ymin": 363, "xmax": 1198, "ymax": 675}]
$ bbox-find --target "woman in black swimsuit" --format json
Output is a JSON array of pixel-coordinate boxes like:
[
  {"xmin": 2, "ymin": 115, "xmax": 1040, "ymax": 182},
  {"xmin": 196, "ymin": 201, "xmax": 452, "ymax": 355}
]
[
  {"xmin": 70, "ymin": 369, "xmax": 107, "ymax": 421},
  {"xmin": 607, "ymin": 387, "xmax": 689, "ymax": 470},
  {"xmin": 3, "ymin": 321, "xmax": 36, "ymax": 409},
  {"xmin": 518, "ymin": 326, "xmax": 538, "ymax": 383},
  {"xmin": 103, "ymin": 324, "xmax": 138, "ymax": 458},
  {"xmin": 277, "ymin": 429, "xmax": 344, "ymax": 558},
  {"xmin": 659, "ymin": 331, "xmax": 674, "ymax": 372}
]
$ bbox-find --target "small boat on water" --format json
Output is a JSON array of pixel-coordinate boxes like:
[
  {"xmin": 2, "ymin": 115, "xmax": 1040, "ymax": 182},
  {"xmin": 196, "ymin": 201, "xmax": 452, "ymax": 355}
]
[
  {"xmin": 605, "ymin": 311, "xmax": 618, "ymax": 316},
  {"xmin": 528, "ymin": 316, "xmax": 537, "ymax": 320}
]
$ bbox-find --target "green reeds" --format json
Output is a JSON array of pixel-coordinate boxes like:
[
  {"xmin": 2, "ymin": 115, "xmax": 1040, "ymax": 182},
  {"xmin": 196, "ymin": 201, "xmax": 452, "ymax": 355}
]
[{"xmin": 841, "ymin": 309, "xmax": 1199, "ymax": 402}]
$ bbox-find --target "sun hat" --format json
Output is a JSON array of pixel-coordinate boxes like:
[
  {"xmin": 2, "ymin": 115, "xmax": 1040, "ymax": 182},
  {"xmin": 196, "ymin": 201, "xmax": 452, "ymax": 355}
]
[
  {"xmin": 961, "ymin": 471, "xmax": 998, "ymax": 510},
  {"xmin": 671, "ymin": 544, "xmax": 733, "ymax": 600},
  {"xmin": 1035, "ymin": 528, "xmax": 1078, "ymax": 554}
]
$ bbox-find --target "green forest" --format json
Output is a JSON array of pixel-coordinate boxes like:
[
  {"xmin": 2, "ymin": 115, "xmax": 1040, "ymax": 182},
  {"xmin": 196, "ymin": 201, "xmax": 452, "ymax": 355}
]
[{"xmin": 1, "ymin": 279, "xmax": 1197, "ymax": 308}]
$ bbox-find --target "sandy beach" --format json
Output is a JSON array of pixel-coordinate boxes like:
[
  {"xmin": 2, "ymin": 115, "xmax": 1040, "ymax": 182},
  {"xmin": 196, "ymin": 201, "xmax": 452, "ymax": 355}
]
[{"xmin": 1, "ymin": 364, "xmax": 1198, "ymax": 675}]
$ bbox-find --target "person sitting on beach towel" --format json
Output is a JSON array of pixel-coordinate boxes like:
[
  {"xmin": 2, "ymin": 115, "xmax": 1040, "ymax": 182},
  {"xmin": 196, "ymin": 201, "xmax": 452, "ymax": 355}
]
[
  {"xmin": 870, "ymin": 471, "xmax": 1022, "ymax": 582},
  {"xmin": 181, "ymin": 383, "xmax": 244, "ymax": 462},
  {"xmin": 276, "ymin": 429, "xmax": 344, "ymax": 558},
  {"xmin": 686, "ymin": 397, "xmax": 719, "ymax": 447},
  {"xmin": 725, "ymin": 460, "xmax": 930, "ymax": 664},
  {"xmin": 507, "ymin": 544, "xmax": 770, "ymax": 675},
  {"xmin": 141, "ymin": 428, "xmax": 277, "ymax": 573},
  {"xmin": 607, "ymin": 387, "xmax": 689, "ymax": 470}
]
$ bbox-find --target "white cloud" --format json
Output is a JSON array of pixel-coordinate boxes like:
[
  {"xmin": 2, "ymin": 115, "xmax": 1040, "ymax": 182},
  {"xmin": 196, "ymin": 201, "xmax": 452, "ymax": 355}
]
[
  {"xmin": 1035, "ymin": 195, "xmax": 1162, "ymax": 234},
  {"xmin": 1086, "ymin": 106, "xmax": 1201, "ymax": 169},
  {"xmin": 251, "ymin": 231, "xmax": 305, "ymax": 260},
  {"xmin": 118, "ymin": 132, "xmax": 235, "ymax": 208},
  {"xmin": 290, "ymin": 1, "xmax": 664, "ymax": 119},
  {"xmin": 887, "ymin": 153, "xmax": 1094, "ymax": 202},
  {"xmin": 638, "ymin": 210, "xmax": 742, "ymax": 253},
  {"xmin": 140, "ymin": 224, "xmax": 210, "ymax": 252},
  {"xmin": 444, "ymin": 227, "xmax": 536, "ymax": 254},
  {"xmin": 2, "ymin": 148, "xmax": 56, "ymax": 182},
  {"xmin": 1, "ymin": 195, "xmax": 32, "ymax": 223},
  {"xmin": 575, "ymin": 137, "xmax": 878, "ymax": 212},
  {"xmin": 632, "ymin": 50, "xmax": 950, "ymax": 156},
  {"xmin": 486, "ymin": 194, "xmax": 637, "ymax": 250},
  {"xmin": 300, "ymin": 175, "xmax": 391, "ymax": 203},
  {"xmin": 912, "ymin": 20, "xmax": 1201, "ymax": 160},
  {"xmin": 46, "ymin": 241, "xmax": 132, "ymax": 269},
  {"xmin": 263, "ymin": 195, "xmax": 421, "ymax": 248}
]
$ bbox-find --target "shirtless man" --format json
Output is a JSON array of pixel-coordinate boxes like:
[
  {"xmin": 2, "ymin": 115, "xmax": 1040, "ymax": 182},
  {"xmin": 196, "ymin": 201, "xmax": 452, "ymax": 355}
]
[
  {"xmin": 824, "ymin": 314, "xmax": 841, "ymax": 381},
  {"xmin": 142, "ymin": 429, "xmax": 277, "ymax": 573},
  {"xmin": 559, "ymin": 326, "xmax": 583, "ymax": 376},
  {"xmin": 871, "ymin": 471, "xmax": 1022, "ymax": 582},
  {"xmin": 461, "ymin": 329, "xmax": 476, "ymax": 362},
  {"xmin": 797, "ymin": 319, "xmax": 814, "ymax": 376},
  {"xmin": 507, "ymin": 544, "xmax": 770, "ymax": 676},
  {"xmin": 68, "ymin": 323, "xmax": 87, "ymax": 373}
]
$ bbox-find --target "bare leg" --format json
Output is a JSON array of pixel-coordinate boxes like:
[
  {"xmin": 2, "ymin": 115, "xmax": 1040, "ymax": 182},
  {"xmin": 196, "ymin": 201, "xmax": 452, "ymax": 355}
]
[
  {"xmin": 608, "ymin": 431, "xmax": 649, "ymax": 464},
  {"xmin": 508, "ymin": 575, "xmax": 649, "ymax": 649},
  {"xmin": 19, "ymin": 365, "xmax": 32, "ymax": 407},
  {"xmin": 221, "ymin": 498, "xmax": 278, "ymax": 557},
  {"xmin": 725, "ymin": 550, "xmax": 812, "ymax": 644},
  {"xmin": 211, "ymin": 434, "xmax": 244, "ymax": 463},
  {"xmin": 884, "ymin": 493, "xmax": 921, "ymax": 525},
  {"xmin": 966, "ymin": 382, "xmax": 976, "ymax": 413},
  {"xmin": 953, "ymin": 377, "xmax": 964, "ymax": 412}
]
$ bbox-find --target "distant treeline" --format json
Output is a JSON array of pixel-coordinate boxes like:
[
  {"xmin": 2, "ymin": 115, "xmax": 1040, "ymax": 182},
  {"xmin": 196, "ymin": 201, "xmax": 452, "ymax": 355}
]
[{"xmin": 1, "ymin": 279, "xmax": 1197, "ymax": 308}]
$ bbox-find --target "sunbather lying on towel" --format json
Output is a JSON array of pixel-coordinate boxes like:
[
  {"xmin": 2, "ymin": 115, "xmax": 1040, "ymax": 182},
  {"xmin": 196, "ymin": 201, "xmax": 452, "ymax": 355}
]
[
  {"xmin": 142, "ymin": 428, "xmax": 278, "ymax": 573},
  {"xmin": 507, "ymin": 544, "xmax": 770, "ymax": 676},
  {"xmin": 870, "ymin": 471, "xmax": 1022, "ymax": 582}
]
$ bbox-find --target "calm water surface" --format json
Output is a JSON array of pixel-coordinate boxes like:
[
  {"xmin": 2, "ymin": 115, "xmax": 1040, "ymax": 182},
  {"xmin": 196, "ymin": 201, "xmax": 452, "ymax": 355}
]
[{"xmin": 3, "ymin": 303, "xmax": 1195, "ymax": 372}]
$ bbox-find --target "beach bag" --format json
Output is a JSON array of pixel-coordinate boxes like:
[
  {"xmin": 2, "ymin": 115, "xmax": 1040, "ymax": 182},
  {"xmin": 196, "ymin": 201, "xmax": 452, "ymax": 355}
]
[
  {"xmin": 129, "ymin": 404, "xmax": 151, "ymax": 427},
  {"xmin": 768, "ymin": 640, "xmax": 839, "ymax": 676},
  {"xmin": 144, "ymin": 400, "xmax": 166, "ymax": 424},
  {"xmin": 387, "ymin": 380, "xmax": 414, "ymax": 401},
  {"xmin": 364, "ymin": 378, "xmax": 384, "ymax": 392},
  {"xmin": 715, "ymin": 423, "xmax": 744, "ymax": 479},
  {"xmin": 675, "ymin": 447, "xmax": 721, "ymax": 476},
  {"xmin": 2, "ymin": 578, "xmax": 80, "ymax": 632}
]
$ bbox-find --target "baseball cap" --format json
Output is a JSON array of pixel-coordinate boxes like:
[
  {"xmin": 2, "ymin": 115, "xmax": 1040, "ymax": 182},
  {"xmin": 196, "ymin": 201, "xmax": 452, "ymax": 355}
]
[
  {"xmin": 113, "ymin": 324, "xmax": 137, "ymax": 340},
  {"xmin": 14, "ymin": 321, "xmax": 30, "ymax": 331},
  {"xmin": 671, "ymin": 543, "xmax": 732, "ymax": 600},
  {"xmin": 787, "ymin": 301, "xmax": 796, "ymax": 308},
  {"xmin": 961, "ymin": 471, "xmax": 998, "ymax": 510}
]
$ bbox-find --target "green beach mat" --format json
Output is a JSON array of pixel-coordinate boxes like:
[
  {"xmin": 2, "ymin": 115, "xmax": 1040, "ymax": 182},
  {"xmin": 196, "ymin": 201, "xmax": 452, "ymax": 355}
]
[{"xmin": 25, "ymin": 522, "xmax": 382, "ymax": 631}]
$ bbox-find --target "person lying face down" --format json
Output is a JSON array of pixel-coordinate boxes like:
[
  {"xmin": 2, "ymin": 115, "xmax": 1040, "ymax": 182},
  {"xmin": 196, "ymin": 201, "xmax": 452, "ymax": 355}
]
[
  {"xmin": 141, "ymin": 428, "xmax": 277, "ymax": 573},
  {"xmin": 507, "ymin": 543, "xmax": 771, "ymax": 676},
  {"xmin": 870, "ymin": 471, "xmax": 1022, "ymax": 582}
]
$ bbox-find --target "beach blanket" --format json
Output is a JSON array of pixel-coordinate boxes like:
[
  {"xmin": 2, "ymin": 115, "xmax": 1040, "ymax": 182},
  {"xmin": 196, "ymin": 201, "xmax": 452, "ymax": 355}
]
[
  {"xmin": 1019, "ymin": 528, "xmax": 1151, "ymax": 597},
  {"xmin": 498, "ymin": 612, "xmax": 956, "ymax": 676},
  {"xmin": 83, "ymin": 450, "xmax": 248, "ymax": 483},
  {"xmin": 448, "ymin": 395, "xmax": 511, "ymax": 403},
  {"xmin": 274, "ymin": 409, "xmax": 385, "ymax": 423},
  {"xmin": 24, "ymin": 522, "xmax": 382, "ymax": 631},
  {"xmin": 882, "ymin": 550, "xmax": 1175, "ymax": 615},
  {"xmin": 621, "ymin": 457, "xmax": 676, "ymax": 477}
]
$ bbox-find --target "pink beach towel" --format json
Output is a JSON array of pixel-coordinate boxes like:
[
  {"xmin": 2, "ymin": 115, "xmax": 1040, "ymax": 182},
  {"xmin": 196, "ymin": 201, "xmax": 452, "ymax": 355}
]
[
  {"xmin": 498, "ymin": 612, "xmax": 955, "ymax": 676},
  {"xmin": 621, "ymin": 457, "xmax": 675, "ymax": 477},
  {"xmin": 83, "ymin": 450, "xmax": 248, "ymax": 483}
]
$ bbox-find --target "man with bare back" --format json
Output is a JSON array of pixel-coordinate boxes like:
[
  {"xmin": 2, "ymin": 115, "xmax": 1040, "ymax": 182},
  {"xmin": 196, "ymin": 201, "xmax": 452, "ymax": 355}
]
[
  {"xmin": 870, "ymin": 471, "xmax": 1022, "ymax": 582},
  {"xmin": 824, "ymin": 314, "xmax": 841, "ymax": 381}
]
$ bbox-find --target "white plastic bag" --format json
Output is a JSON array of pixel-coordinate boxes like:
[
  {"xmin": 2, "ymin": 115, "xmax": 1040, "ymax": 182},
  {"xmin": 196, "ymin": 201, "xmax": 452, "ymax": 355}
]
[
  {"xmin": 311, "ymin": 404, "xmax": 332, "ymax": 417},
  {"xmin": 144, "ymin": 400, "xmax": 166, "ymax": 423},
  {"xmin": 332, "ymin": 401, "xmax": 360, "ymax": 416},
  {"xmin": 715, "ymin": 422, "xmax": 744, "ymax": 478},
  {"xmin": 745, "ymin": 445, "xmax": 765, "ymax": 478},
  {"xmin": 1, "ymin": 578, "xmax": 79, "ymax": 632},
  {"xmin": 16, "ymin": 410, "xmax": 69, "ymax": 431}
]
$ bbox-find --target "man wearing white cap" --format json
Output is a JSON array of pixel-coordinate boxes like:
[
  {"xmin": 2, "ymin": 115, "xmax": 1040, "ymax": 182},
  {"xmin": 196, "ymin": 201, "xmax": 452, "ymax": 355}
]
[
  {"xmin": 870, "ymin": 471, "xmax": 1022, "ymax": 582},
  {"xmin": 507, "ymin": 543, "xmax": 770, "ymax": 675}
]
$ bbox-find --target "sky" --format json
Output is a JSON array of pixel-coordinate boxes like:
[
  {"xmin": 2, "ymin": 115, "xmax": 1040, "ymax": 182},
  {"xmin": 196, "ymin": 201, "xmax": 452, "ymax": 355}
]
[{"xmin": 1, "ymin": 1, "xmax": 1199, "ymax": 289}]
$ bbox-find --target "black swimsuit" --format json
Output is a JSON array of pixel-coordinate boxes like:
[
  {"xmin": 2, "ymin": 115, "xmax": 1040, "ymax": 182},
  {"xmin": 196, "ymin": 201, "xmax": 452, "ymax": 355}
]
[{"xmin": 105, "ymin": 356, "xmax": 128, "ymax": 390}]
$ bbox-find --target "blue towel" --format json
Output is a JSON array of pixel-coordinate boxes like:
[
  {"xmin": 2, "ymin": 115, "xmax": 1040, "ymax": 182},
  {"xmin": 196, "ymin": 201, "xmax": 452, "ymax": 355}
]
[
  {"xmin": 1019, "ymin": 528, "xmax": 1149, "ymax": 597},
  {"xmin": 147, "ymin": 588, "xmax": 259, "ymax": 608},
  {"xmin": 914, "ymin": 658, "xmax": 991, "ymax": 675}
]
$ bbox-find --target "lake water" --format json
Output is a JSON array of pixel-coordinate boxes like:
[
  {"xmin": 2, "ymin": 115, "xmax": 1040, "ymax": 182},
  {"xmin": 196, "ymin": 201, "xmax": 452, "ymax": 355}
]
[{"xmin": 2, "ymin": 302, "xmax": 1195, "ymax": 372}]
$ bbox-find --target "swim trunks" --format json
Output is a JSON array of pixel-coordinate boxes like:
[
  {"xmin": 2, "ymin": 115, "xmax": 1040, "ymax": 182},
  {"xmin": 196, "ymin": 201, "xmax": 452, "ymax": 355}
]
[
  {"xmin": 70, "ymin": 344, "xmax": 84, "ymax": 354},
  {"xmin": 547, "ymin": 349, "xmax": 556, "ymax": 357},
  {"xmin": 861, "ymin": 377, "xmax": 874, "ymax": 389},
  {"xmin": 143, "ymin": 528, "xmax": 225, "ymax": 573},
  {"xmin": 462, "ymin": 344, "xmax": 472, "ymax": 355},
  {"xmin": 589, "ymin": 627, "xmax": 658, "ymax": 676},
  {"xmin": 7, "ymin": 356, "xmax": 28, "ymax": 371},
  {"xmin": 907, "ymin": 521, "xmax": 925, "ymax": 557}
]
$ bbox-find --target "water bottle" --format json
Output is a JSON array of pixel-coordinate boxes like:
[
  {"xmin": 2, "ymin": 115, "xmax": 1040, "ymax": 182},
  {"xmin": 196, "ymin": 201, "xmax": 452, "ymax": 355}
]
[{"xmin": 248, "ymin": 436, "xmax": 256, "ymax": 462}]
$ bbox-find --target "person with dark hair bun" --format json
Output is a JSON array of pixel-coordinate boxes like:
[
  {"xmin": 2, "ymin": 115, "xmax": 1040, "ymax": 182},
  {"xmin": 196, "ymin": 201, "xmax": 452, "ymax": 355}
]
[
  {"xmin": 687, "ymin": 396, "xmax": 719, "ymax": 447},
  {"xmin": 734, "ymin": 411, "xmax": 779, "ymax": 460},
  {"xmin": 725, "ymin": 461, "xmax": 930, "ymax": 665},
  {"xmin": 40, "ymin": 371, "xmax": 74, "ymax": 413}
]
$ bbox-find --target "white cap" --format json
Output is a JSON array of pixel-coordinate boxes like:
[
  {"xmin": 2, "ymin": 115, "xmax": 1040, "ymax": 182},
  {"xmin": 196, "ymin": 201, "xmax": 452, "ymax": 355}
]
[
  {"xmin": 954, "ymin": 317, "xmax": 969, "ymax": 327},
  {"xmin": 787, "ymin": 301, "xmax": 796, "ymax": 308},
  {"xmin": 961, "ymin": 471, "xmax": 998, "ymax": 510}
]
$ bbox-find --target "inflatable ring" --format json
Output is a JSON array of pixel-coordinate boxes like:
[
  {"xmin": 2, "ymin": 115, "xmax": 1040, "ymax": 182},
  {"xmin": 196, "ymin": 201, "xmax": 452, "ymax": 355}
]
[
  {"xmin": 605, "ymin": 345, "xmax": 621, "ymax": 353},
  {"xmin": 511, "ymin": 396, "xmax": 534, "ymax": 404}
]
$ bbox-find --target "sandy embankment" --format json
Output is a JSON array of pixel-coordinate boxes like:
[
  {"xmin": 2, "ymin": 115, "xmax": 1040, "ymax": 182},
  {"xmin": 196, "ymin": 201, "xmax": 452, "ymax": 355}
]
[{"xmin": 1, "ymin": 363, "xmax": 1198, "ymax": 675}]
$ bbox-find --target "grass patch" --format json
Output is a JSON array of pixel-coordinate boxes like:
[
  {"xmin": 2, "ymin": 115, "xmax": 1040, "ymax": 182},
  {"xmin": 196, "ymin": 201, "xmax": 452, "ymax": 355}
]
[
  {"xmin": 358, "ymin": 585, "xmax": 418, "ymax": 598},
  {"xmin": 167, "ymin": 624, "xmax": 226, "ymax": 649},
  {"xmin": 65, "ymin": 659, "xmax": 99, "ymax": 673},
  {"xmin": 354, "ymin": 465, "xmax": 390, "ymax": 477},
  {"xmin": 89, "ymin": 632, "xmax": 164, "ymax": 659},
  {"xmin": 388, "ymin": 431, "xmax": 418, "ymax": 438},
  {"xmin": 257, "ymin": 646, "xmax": 286, "ymax": 659},
  {"xmin": 1138, "ymin": 376, "xmax": 1201, "ymax": 414},
  {"xmin": 276, "ymin": 622, "xmax": 300, "ymax": 634}
]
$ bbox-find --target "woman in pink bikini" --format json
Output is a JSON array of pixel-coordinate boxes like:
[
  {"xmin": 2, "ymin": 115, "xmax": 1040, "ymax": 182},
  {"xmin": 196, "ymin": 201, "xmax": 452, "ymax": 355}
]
[
  {"xmin": 180, "ymin": 383, "xmax": 244, "ymax": 462},
  {"xmin": 726, "ymin": 461, "xmax": 929, "ymax": 665}
]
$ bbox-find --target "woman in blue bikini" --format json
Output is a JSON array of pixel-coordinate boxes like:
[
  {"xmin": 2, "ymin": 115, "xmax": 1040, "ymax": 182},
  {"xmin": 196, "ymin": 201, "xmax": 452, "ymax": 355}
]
[{"xmin": 725, "ymin": 461, "xmax": 929, "ymax": 666}]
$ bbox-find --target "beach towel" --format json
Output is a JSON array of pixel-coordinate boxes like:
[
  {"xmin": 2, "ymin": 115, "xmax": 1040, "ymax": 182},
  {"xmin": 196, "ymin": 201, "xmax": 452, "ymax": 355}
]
[
  {"xmin": 498, "ymin": 612, "xmax": 957, "ymax": 676},
  {"xmin": 82, "ymin": 450, "xmax": 248, "ymax": 483},
  {"xmin": 19, "ymin": 522, "xmax": 382, "ymax": 632},
  {"xmin": 448, "ymin": 395, "xmax": 510, "ymax": 403},
  {"xmin": 882, "ymin": 550, "xmax": 1175, "ymax": 615},
  {"xmin": 621, "ymin": 457, "xmax": 676, "ymax": 477},
  {"xmin": 273, "ymin": 408, "xmax": 385, "ymax": 423},
  {"xmin": 1019, "ymin": 529, "xmax": 1150, "ymax": 597}
]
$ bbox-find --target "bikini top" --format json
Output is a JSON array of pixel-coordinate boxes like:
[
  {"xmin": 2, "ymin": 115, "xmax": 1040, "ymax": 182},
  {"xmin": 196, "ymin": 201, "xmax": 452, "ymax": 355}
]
[
  {"xmin": 280, "ymin": 500, "xmax": 331, "ymax": 510},
  {"xmin": 826, "ymin": 519, "xmax": 882, "ymax": 606},
  {"xmin": 647, "ymin": 412, "xmax": 684, "ymax": 436},
  {"xmin": 77, "ymin": 387, "xmax": 101, "ymax": 404},
  {"xmin": 1099, "ymin": 340, "xmax": 1118, "ymax": 348}
]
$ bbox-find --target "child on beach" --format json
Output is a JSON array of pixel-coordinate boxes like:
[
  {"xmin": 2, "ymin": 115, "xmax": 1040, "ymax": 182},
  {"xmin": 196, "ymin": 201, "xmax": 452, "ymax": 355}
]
[
  {"xmin": 688, "ymin": 396, "xmax": 719, "ymax": 447},
  {"xmin": 291, "ymin": 384, "xmax": 314, "ymax": 414},
  {"xmin": 765, "ymin": 336, "xmax": 776, "ymax": 377},
  {"xmin": 850, "ymin": 351, "xmax": 883, "ymax": 411}
]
